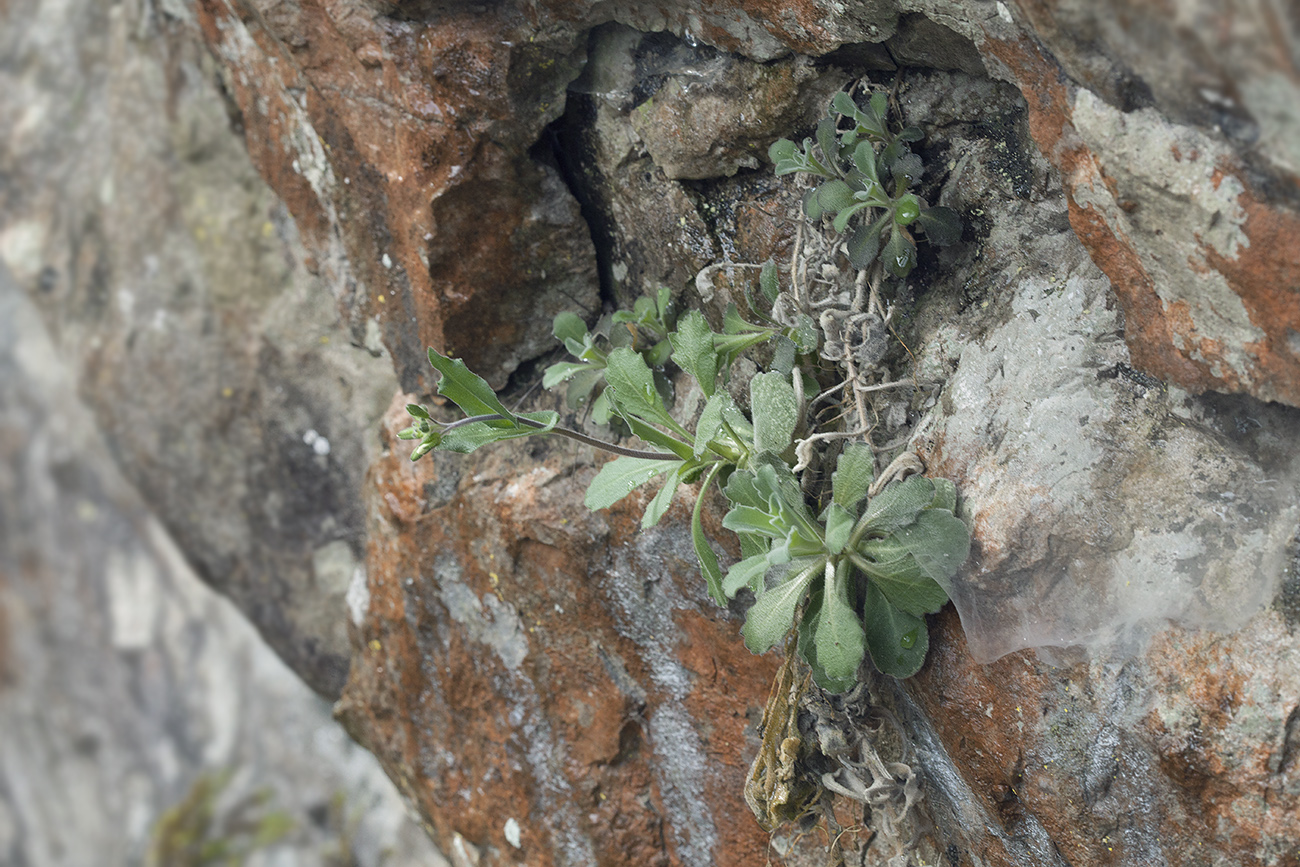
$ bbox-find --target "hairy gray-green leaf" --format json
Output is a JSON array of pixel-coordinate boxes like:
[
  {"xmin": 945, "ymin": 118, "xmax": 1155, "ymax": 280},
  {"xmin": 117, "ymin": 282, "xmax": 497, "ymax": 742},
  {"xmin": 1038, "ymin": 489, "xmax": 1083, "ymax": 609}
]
[
  {"xmin": 722, "ymin": 505, "xmax": 785, "ymax": 540},
  {"xmin": 553, "ymin": 311, "xmax": 589, "ymax": 345},
  {"xmin": 816, "ymin": 179, "xmax": 855, "ymax": 214},
  {"xmin": 895, "ymin": 508, "xmax": 971, "ymax": 589},
  {"xmin": 543, "ymin": 361, "xmax": 593, "ymax": 389},
  {"xmin": 759, "ymin": 260, "xmax": 780, "ymax": 304},
  {"xmin": 847, "ymin": 216, "xmax": 887, "ymax": 270},
  {"xmin": 858, "ymin": 475, "xmax": 936, "ymax": 536},
  {"xmin": 641, "ymin": 463, "xmax": 689, "ymax": 529},
  {"xmin": 823, "ymin": 503, "xmax": 855, "ymax": 553},
  {"xmin": 917, "ymin": 206, "xmax": 962, "ymax": 246},
  {"xmin": 832, "ymin": 441, "xmax": 875, "ymax": 513},
  {"xmin": 604, "ymin": 347, "xmax": 689, "ymax": 437},
  {"xmin": 722, "ymin": 553, "xmax": 772, "ymax": 598},
  {"xmin": 857, "ymin": 543, "xmax": 951, "ymax": 616},
  {"xmin": 427, "ymin": 349, "xmax": 515, "ymax": 421},
  {"xmin": 693, "ymin": 391, "xmax": 734, "ymax": 458},
  {"xmin": 585, "ymin": 455, "xmax": 682, "ymax": 512},
  {"xmin": 811, "ymin": 560, "xmax": 866, "ymax": 692},
  {"xmin": 438, "ymin": 411, "xmax": 559, "ymax": 454},
  {"xmin": 816, "ymin": 116, "xmax": 839, "ymax": 170},
  {"xmin": 931, "ymin": 477, "xmax": 958, "ymax": 514},
  {"xmin": 750, "ymin": 372, "xmax": 798, "ymax": 455},
  {"xmin": 670, "ymin": 310, "xmax": 720, "ymax": 397},
  {"xmin": 741, "ymin": 560, "xmax": 822, "ymax": 654},
  {"xmin": 882, "ymin": 225, "xmax": 917, "ymax": 277},
  {"xmin": 863, "ymin": 581, "xmax": 928, "ymax": 678}
]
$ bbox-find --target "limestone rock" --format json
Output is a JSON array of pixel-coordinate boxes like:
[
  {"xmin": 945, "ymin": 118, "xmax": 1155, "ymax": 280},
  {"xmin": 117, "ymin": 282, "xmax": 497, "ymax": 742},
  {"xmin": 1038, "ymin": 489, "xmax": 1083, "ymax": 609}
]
[
  {"xmin": 0, "ymin": 273, "xmax": 446, "ymax": 867},
  {"xmin": 6, "ymin": 0, "xmax": 1300, "ymax": 865}
]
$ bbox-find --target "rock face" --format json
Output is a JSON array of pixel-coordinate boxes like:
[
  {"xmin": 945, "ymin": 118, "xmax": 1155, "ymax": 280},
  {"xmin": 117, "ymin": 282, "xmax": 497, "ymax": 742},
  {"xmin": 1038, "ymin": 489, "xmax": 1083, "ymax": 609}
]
[
  {"xmin": 4, "ymin": 0, "xmax": 1300, "ymax": 866},
  {"xmin": 0, "ymin": 269, "xmax": 446, "ymax": 866}
]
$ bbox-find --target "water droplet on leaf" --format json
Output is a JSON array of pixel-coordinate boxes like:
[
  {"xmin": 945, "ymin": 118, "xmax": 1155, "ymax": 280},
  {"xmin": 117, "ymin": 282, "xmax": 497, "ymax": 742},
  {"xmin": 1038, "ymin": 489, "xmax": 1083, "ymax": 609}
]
[{"xmin": 900, "ymin": 628, "xmax": 918, "ymax": 649}]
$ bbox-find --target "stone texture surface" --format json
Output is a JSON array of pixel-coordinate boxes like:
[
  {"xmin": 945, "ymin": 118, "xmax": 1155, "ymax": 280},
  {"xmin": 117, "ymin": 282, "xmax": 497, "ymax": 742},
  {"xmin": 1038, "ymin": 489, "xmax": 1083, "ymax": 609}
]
[
  {"xmin": 5, "ymin": 0, "xmax": 1300, "ymax": 865},
  {"xmin": 337, "ymin": 403, "xmax": 780, "ymax": 867},
  {"xmin": 0, "ymin": 0, "xmax": 401, "ymax": 696},
  {"xmin": 981, "ymin": 3, "xmax": 1300, "ymax": 407},
  {"xmin": 0, "ymin": 273, "xmax": 447, "ymax": 866}
]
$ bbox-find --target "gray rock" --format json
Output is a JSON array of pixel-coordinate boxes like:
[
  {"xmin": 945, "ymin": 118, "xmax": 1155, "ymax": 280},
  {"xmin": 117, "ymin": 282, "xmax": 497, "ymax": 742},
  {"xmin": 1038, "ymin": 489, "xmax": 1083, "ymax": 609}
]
[{"xmin": 0, "ymin": 273, "xmax": 447, "ymax": 867}]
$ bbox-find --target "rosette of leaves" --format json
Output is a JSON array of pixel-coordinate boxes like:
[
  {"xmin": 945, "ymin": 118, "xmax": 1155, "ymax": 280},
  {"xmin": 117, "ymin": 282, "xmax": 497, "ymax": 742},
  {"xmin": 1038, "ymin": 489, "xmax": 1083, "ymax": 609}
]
[
  {"xmin": 399, "ymin": 295, "xmax": 971, "ymax": 688},
  {"xmin": 769, "ymin": 91, "xmax": 962, "ymax": 277},
  {"xmin": 721, "ymin": 441, "xmax": 969, "ymax": 687}
]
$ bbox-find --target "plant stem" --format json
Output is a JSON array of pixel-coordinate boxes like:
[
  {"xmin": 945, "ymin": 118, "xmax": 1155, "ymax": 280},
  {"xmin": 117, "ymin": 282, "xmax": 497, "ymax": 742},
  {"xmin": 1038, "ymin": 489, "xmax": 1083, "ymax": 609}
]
[{"xmin": 443, "ymin": 414, "xmax": 680, "ymax": 461}]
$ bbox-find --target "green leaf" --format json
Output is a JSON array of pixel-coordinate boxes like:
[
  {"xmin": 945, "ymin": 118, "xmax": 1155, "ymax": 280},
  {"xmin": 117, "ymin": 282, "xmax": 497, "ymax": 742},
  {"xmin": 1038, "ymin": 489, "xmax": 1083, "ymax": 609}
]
[
  {"xmin": 770, "ymin": 335, "xmax": 796, "ymax": 377},
  {"xmin": 591, "ymin": 388, "xmax": 613, "ymax": 425},
  {"xmin": 917, "ymin": 206, "xmax": 963, "ymax": 246},
  {"xmin": 869, "ymin": 92, "xmax": 887, "ymax": 125},
  {"xmin": 621, "ymin": 413, "xmax": 695, "ymax": 460},
  {"xmin": 642, "ymin": 463, "xmax": 689, "ymax": 529},
  {"xmin": 759, "ymin": 260, "xmax": 780, "ymax": 304},
  {"xmin": 832, "ymin": 441, "xmax": 875, "ymax": 513},
  {"xmin": 831, "ymin": 200, "xmax": 872, "ymax": 235},
  {"xmin": 692, "ymin": 464, "xmax": 726, "ymax": 605},
  {"xmin": 869, "ymin": 561, "xmax": 949, "ymax": 616},
  {"xmin": 723, "ymin": 302, "xmax": 769, "ymax": 335},
  {"xmin": 816, "ymin": 116, "xmax": 839, "ymax": 169},
  {"xmin": 543, "ymin": 361, "xmax": 595, "ymax": 389},
  {"xmin": 816, "ymin": 179, "xmax": 856, "ymax": 214},
  {"xmin": 803, "ymin": 187, "xmax": 824, "ymax": 221},
  {"xmin": 585, "ymin": 455, "xmax": 683, "ymax": 511},
  {"xmin": 855, "ymin": 537, "xmax": 948, "ymax": 615},
  {"xmin": 898, "ymin": 126, "xmax": 924, "ymax": 143},
  {"xmin": 882, "ymin": 225, "xmax": 917, "ymax": 278},
  {"xmin": 769, "ymin": 138, "xmax": 797, "ymax": 163},
  {"xmin": 852, "ymin": 140, "xmax": 879, "ymax": 187},
  {"xmin": 741, "ymin": 560, "xmax": 822, "ymax": 654},
  {"xmin": 406, "ymin": 404, "xmax": 430, "ymax": 420},
  {"xmin": 656, "ymin": 286, "xmax": 673, "ymax": 323},
  {"xmin": 722, "ymin": 505, "xmax": 785, "ymax": 539},
  {"xmin": 786, "ymin": 314, "xmax": 820, "ymax": 354},
  {"xmin": 723, "ymin": 468, "xmax": 766, "ymax": 510},
  {"xmin": 750, "ymin": 372, "xmax": 798, "ymax": 455},
  {"xmin": 722, "ymin": 553, "xmax": 772, "ymax": 598},
  {"xmin": 564, "ymin": 366, "xmax": 606, "ymax": 410},
  {"xmin": 890, "ymin": 152, "xmax": 924, "ymax": 189},
  {"xmin": 646, "ymin": 338, "xmax": 673, "ymax": 368},
  {"xmin": 438, "ymin": 410, "xmax": 559, "ymax": 454},
  {"xmin": 863, "ymin": 581, "xmax": 928, "ymax": 678},
  {"xmin": 553, "ymin": 311, "xmax": 589, "ymax": 345},
  {"xmin": 857, "ymin": 475, "xmax": 936, "ymax": 536},
  {"xmin": 847, "ymin": 216, "xmax": 887, "ymax": 270},
  {"xmin": 931, "ymin": 478, "xmax": 958, "ymax": 514},
  {"xmin": 693, "ymin": 391, "xmax": 733, "ymax": 458},
  {"xmin": 823, "ymin": 503, "xmax": 855, "ymax": 553},
  {"xmin": 895, "ymin": 508, "xmax": 971, "ymax": 588},
  {"xmin": 670, "ymin": 310, "xmax": 720, "ymax": 398},
  {"xmin": 831, "ymin": 91, "xmax": 858, "ymax": 120},
  {"xmin": 427, "ymin": 349, "xmax": 516, "ymax": 421},
  {"xmin": 604, "ymin": 347, "xmax": 689, "ymax": 437},
  {"xmin": 810, "ymin": 560, "xmax": 865, "ymax": 692},
  {"xmin": 894, "ymin": 193, "xmax": 921, "ymax": 226},
  {"xmin": 720, "ymin": 401, "xmax": 755, "ymax": 447}
]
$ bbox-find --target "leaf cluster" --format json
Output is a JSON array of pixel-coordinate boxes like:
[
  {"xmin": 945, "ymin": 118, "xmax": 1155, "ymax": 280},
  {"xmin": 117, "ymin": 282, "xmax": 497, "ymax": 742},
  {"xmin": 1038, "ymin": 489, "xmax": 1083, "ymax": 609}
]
[
  {"xmin": 543, "ymin": 287, "xmax": 676, "ymax": 424},
  {"xmin": 769, "ymin": 91, "xmax": 961, "ymax": 277},
  {"xmin": 400, "ymin": 288, "xmax": 971, "ymax": 688}
]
